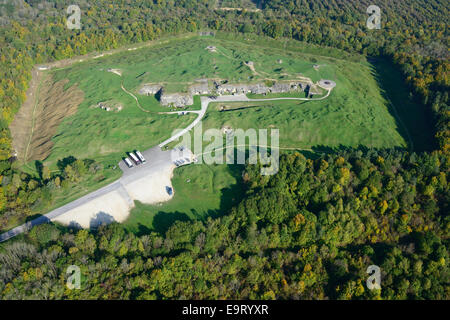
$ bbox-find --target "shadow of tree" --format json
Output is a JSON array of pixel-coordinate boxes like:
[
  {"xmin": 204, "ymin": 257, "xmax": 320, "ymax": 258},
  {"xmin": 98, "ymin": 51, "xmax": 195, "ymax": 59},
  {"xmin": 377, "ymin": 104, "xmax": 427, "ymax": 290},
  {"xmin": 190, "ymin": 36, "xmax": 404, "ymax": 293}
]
[
  {"xmin": 367, "ymin": 57, "xmax": 435, "ymax": 152},
  {"xmin": 215, "ymin": 163, "xmax": 246, "ymax": 219},
  {"xmin": 312, "ymin": 144, "xmax": 371, "ymax": 155},
  {"xmin": 311, "ymin": 144, "xmax": 407, "ymax": 156},
  {"xmin": 136, "ymin": 223, "xmax": 152, "ymax": 237},
  {"xmin": 57, "ymin": 156, "xmax": 77, "ymax": 171},
  {"xmin": 89, "ymin": 211, "xmax": 116, "ymax": 229},
  {"xmin": 25, "ymin": 213, "xmax": 49, "ymax": 223},
  {"xmin": 152, "ymin": 211, "xmax": 190, "ymax": 235},
  {"xmin": 35, "ymin": 160, "xmax": 44, "ymax": 179},
  {"xmin": 68, "ymin": 221, "xmax": 83, "ymax": 230}
]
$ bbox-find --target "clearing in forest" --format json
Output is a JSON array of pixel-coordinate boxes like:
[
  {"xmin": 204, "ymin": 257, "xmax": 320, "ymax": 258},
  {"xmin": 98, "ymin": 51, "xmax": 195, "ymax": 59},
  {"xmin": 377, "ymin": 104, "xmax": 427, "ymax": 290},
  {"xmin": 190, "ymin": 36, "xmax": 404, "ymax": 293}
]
[
  {"xmin": 16, "ymin": 33, "xmax": 419, "ymax": 173},
  {"xmin": 8, "ymin": 32, "xmax": 432, "ymax": 234}
]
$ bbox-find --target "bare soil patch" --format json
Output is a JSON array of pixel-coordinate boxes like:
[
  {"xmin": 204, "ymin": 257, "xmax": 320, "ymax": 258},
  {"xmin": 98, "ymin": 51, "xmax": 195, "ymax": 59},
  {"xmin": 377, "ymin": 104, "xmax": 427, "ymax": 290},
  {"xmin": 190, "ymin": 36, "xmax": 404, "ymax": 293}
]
[
  {"xmin": 107, "ymin": 68, "xmax": 122, "ymax": 76},
  {"xmin": 25, "ymin": 76, "xmax": 84, "ymax": 162}
]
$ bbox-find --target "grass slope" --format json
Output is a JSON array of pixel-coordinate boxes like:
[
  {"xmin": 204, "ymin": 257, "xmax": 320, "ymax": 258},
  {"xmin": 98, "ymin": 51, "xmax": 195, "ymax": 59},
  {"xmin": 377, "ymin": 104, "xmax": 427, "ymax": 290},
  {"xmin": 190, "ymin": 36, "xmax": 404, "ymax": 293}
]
[
  {"xmin": 17, "ymin": 33, "xmax": 427, "ymax": 234},
  {"xmin": 123, "ymin": 163, "xmax": 244, "ymax": 235},
  {"xmin": 44, "ymin": 34, "xmax": 409, "ymax": 165}
]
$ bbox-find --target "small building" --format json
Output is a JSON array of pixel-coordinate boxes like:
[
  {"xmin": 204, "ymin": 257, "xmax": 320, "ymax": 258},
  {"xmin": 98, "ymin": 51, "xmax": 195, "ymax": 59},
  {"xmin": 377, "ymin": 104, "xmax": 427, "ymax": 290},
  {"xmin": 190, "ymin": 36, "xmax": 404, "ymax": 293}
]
[
  {"xmin": 189, "ymin": 79, "xmax": 210, "ymax": 95},
  {"xmin": 199, "ymin": 31, "xmax": 215, "ymax": 36},
  {"xmin": 270, "ymin": 82, "xmax": 291, "ymax": 93},
  {"xmin": 139, "ymin": 84, "xmax": 162, "ymax": 96},
  {"xmin": 160, "ymin": 91, "xmax": 194, "ymax": 108}
]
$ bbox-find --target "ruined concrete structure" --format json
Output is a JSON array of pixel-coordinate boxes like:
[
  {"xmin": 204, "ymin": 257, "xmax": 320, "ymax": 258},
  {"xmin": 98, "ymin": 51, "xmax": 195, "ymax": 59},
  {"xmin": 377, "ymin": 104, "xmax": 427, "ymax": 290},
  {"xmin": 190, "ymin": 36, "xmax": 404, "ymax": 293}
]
[
  {"xmin": 189, "ymin": 79, "xmax": 210, "ymax": 95},
  {"xmin": 215, "ymin": 81, "xmax": 307, "ymax": 95},
  {"xmin": 160, "ymin": 90, "xmax": 194, "ymax": 107},
  {"xmin": 199, "ymin": 31, "xmax": 215, "ymax": 36},
  {"xmin": 139, "ymin": 80, "xmax": 311, "ymax": 107},
  {"xmin": 139, "ymin": 84, "xmax": 163, "ymax": 95},
  {"xmin": 305, "ymin": 84, "xmax": 322, "ymax": 95}
]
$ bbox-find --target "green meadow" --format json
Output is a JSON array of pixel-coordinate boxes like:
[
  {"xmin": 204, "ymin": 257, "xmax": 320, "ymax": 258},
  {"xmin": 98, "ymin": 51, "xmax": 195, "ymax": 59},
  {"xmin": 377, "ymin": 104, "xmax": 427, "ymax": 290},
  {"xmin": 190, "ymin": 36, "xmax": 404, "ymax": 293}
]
[
  {"xmin": 22, "ymin": 33, "xmax": 430, "ymax": 233},
  {"xmin": 123, "ymin": 163, "xmax": 245, "ymax": 234},
  {"xmin": 43, "ymin": 34, "xmax": 414, "ymax": 170}
]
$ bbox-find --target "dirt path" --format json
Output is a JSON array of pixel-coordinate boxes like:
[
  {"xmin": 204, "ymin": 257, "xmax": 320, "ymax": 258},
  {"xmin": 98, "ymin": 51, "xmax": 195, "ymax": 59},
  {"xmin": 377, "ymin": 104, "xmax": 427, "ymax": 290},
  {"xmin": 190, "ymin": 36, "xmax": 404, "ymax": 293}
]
[
  {"xmin": 120, "ymin": 82, "xmax": 153, "ymax": 113},
  {"xmin": 22, "ymin": 75, "xmax": 44, "ymax": 163},
  {"xmin": 10, "ymin": 68, "xmax": 43, "ymax": 162},
  {"xmin": 195, "ymin": 144, "xmax": 314, "ymax": 158},
  {"xmin": 158, "ymin": 86, "xmax": 333, "ymax": 147}
]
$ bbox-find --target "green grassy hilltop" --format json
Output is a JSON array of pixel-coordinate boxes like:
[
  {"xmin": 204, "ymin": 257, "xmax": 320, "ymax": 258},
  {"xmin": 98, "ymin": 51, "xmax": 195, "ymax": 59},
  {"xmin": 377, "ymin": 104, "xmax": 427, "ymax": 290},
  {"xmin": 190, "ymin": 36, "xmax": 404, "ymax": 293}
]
[
  {"xmin": 43, "ymin": 34, "xmax": 411, "ymax": 169},
  {"xmin": 21, "ymin": 33, "xmax": 430, "ymax": 232}
]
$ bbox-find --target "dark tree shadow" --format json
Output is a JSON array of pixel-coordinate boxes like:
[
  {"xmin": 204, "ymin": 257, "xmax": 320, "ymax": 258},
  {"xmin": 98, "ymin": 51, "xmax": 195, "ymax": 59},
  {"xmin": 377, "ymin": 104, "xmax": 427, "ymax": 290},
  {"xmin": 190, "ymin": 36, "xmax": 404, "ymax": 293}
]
[
  {"xmin": 152, "ymin": 211, "xmax": 190, "ymax": 235},
  {"xmin": 57, "ymin": 156, "xmax": 77, "ymax": 171},
  {"xmin": 155, "ymin": 89, "xmax": 163, "ymax": 102},
  {"xmin": 216, "ymin": 163, "xmax": 246, "ymax": 219},
  {"xmin": 35, "ymin": 160, "xmax": 43, "ymax": 179},
  {"xmin": 24, "ymin": 215, "xmax": 51, "ymax": 232},
  {"xmin": 136, "ymin": 223, "xmax": 152, "ymax": 237},
  {"xmin": 190, "ymin": 208, "xmax": 203, "ymax": 220},
  {"xmin": 25, "ymin": 213, "xmax": 48, "ymax": 223},
  {"xmin": 312, "ymin": 144, "xmax": 371, "ymax": 155},
  {"xmin": 368, "ymin": 57, "xmax": 435, "ymax": 152},
  {"xmin": 250, "ymin": 0, "xmax": 263, "ymax": 9},
  {"xmin": 68, "ymin": 221, "xmax": 83, "ymax": 230},
  {"xmin": 89, "ymin": 211, "xmax": 116, "ymax": 229},
  {"xmin": 311, "ymin": 144, "xmax": 407, "ymax": 156},
  {"xmin": 297, "ymin": 149, "xmax": 321, "ymax": 160}
]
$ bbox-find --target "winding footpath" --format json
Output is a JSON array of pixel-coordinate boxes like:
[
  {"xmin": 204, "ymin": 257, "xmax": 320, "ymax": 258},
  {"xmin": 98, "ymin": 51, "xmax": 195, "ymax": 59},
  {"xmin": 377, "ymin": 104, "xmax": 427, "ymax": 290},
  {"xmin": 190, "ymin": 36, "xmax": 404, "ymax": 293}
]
[
  {"xmin": 121, "ymin": 82, "xmax": 152, "ymax": 113},
  {"xmin": 158, "ymin": 87, "xmax": 333, "ymax": 148}
]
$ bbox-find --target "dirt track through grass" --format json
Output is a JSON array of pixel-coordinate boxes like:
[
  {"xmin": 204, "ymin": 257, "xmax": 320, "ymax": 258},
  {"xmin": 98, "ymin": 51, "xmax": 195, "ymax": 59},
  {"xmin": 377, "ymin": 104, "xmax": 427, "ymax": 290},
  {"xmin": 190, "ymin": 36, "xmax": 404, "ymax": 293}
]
[
  {"xmin": 120, "ymin": 82, "xmax": 152, "ymax": 113},
  {"xmin": 10, "ymin": 68, "xmax": 42, "ymax": 162}
]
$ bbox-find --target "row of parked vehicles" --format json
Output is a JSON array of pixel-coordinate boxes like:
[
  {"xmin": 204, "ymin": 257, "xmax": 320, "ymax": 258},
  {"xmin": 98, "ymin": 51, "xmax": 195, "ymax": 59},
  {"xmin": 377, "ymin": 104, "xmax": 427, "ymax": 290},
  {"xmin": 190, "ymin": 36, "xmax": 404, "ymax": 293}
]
[
  {"xmin": 174, "ymin": 157, "xmax": 191, "ymax": 167},
  {"xmin": 123, "ymin": 150, "xmax": 146, "ymax": 168}
]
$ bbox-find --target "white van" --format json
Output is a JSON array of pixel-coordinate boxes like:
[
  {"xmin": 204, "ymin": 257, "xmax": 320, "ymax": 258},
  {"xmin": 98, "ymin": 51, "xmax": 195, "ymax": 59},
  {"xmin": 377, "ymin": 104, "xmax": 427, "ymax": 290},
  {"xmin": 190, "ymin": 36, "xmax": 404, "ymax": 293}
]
[
  {"xmin": 129, "ymin": 152, "xmax": 141, "ymax": 165},
  {"xmin": 124, "ymin": 158, "xmax": 134, "ymax": 168},
  {"xmin": 135, "ymin": 150, "xmax": 146, "ymax": 163}
]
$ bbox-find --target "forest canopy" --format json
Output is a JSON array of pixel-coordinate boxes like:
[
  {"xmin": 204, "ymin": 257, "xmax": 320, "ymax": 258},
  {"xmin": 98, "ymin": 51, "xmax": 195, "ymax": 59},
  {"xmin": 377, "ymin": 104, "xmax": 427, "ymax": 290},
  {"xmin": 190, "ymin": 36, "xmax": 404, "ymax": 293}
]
[{"xmin": 0, "ymin": 0, "xmax": 448, "ymax": 300}]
